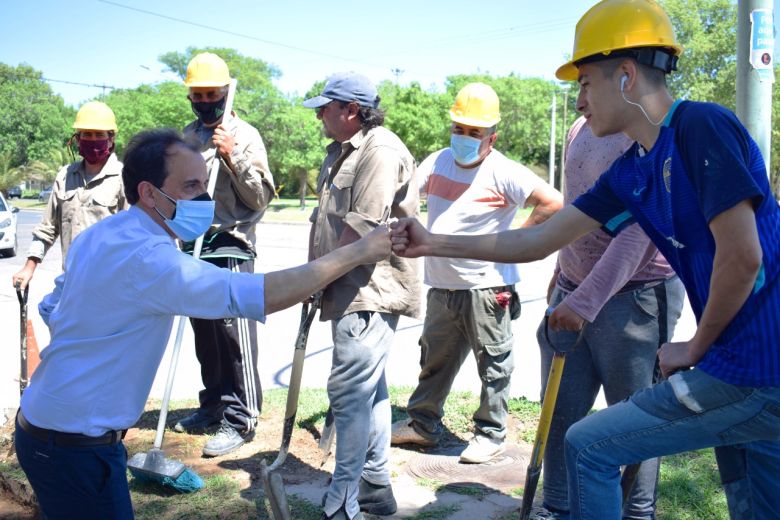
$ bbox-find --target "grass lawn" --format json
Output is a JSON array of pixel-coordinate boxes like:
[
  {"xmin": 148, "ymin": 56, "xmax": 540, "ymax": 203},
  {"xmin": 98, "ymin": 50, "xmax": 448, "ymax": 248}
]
[{"xmin": 10, "ymin": 199, "xmax": 46, "ymax": 209}]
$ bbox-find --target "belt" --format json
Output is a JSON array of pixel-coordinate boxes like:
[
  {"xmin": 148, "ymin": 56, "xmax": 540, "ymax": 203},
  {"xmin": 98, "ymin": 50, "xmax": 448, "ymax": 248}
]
[
  {"xmin": 558, "ymin": 273, "xmax": 665, "ymax": 295},
  {"xmin": 17, "ymin": 410, "xmax": 126, "ymax": 448}
]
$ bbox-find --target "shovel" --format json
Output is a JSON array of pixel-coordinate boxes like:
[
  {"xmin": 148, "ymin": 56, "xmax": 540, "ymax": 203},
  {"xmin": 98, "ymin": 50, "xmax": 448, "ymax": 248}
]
[
  {"xmin": 15, "ymin": 281, "xmax": 29, "ymax": 395},
  {"xmin": 267, "ymin": 295, "xmax": 320, "ymax": 471},
  {"xmin": 261, "ymin": 296, "xmax": 319, "ymax": 520},
  {"xmin": 519, "ymin": 309, "xmax": 583, "ymax": 520}
]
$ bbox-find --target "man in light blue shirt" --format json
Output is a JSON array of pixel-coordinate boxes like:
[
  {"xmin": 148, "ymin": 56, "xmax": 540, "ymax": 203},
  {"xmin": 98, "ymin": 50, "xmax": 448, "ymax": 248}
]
[{"xmin": 13, "ymin": 128, "xmax": 393, "ymax": 519}]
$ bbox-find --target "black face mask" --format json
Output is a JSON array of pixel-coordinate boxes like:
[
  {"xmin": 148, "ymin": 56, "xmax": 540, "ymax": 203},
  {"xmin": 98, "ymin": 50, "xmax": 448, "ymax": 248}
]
[{"xmin": 190, "ymin": 96, "xmax": 227, "ymax": 125}]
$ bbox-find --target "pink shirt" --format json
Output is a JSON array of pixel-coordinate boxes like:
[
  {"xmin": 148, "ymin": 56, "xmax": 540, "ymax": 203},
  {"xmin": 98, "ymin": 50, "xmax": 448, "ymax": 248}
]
[{"xmin": 557, "ymin": 117, "xmax": 675, "ymax": 323}]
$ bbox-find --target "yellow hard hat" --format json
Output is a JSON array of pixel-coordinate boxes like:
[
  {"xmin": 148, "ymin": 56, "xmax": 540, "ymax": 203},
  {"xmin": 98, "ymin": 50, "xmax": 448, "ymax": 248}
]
[
  {"xmin": 184, "ymin": 52, "xmax": 231, "ymax": 87},
  {"xmin": 449, "ymin": 83, "xmax": 501, "ymax": 128},
  {"xmin": 556, "ymin": 0, "xmax": 683, "ymax": 81},
  {"xmin": 72, "ymin": 101, "xmax": 117, "ymax": 131}
]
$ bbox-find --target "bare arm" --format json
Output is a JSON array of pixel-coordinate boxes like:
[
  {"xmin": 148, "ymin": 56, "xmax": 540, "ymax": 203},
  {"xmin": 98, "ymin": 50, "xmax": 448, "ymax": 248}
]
[
  {"xmin": 659, "ymin": 200, "xmax": 761, "ymax": 376},
  {"xmin": 392, "ymin": 204, "xmax": 601, "ymax": 263},
  {"xmin": 265, "ymin": 224, "xmax": 391, "ymax": 315},
  {"xmin": 521, "ymin": 182, "xmax": 563, "ymax": 228}
]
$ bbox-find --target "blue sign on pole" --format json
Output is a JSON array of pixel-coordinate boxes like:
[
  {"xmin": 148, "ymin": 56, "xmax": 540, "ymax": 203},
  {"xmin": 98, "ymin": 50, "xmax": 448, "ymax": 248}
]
[{"xmin": 751, "ymin": 8, "xmax": 775, "ymax": 82}]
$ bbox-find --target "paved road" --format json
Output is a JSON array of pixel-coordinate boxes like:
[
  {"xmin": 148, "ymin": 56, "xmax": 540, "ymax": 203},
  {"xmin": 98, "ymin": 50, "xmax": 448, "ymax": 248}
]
[{"xmin": 0, "ymin": 209, "xmax": 696, "ymax": 421}]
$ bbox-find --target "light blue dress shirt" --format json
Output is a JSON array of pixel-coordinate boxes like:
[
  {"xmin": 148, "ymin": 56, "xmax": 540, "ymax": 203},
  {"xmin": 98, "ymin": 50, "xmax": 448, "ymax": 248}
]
[{"xmin": 21, "ymin": 205, "xmax": 266, "ymax": 436}]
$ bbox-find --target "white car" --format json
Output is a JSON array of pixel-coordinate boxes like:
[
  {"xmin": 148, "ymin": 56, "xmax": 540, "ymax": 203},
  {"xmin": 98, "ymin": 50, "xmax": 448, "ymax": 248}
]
[{"xmin": 0, "ymin": 191, "xmax": 19, "ymax": 257}]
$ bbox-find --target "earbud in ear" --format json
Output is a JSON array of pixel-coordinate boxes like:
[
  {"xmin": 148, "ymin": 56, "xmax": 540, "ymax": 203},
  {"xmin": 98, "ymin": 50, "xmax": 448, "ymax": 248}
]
[{"xmin": 620, "ymin": 75, "xmax": 628, "ymax": 91}]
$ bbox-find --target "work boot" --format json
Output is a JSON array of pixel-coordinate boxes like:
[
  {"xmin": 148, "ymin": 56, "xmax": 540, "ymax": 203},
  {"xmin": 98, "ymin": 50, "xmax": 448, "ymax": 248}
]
[
  {"xmin": 202, "ymin": 421, "xmax": 254, "ymax": 457},
  {"xmin": 529, "ymin": 504, "xmax": 570, "ymax": 519},
  {"xmin": 357, "ymin": 476, "xmax": 397, "ymax": 515},
  {"xmin": 173, "ymin": 408, "xmax": 221, "ymax": 433},
  {"xmin": 390, "ymin": 418, "xmax": 437, "ymax": 447},
  {"xmin": 459, "ymin": 434, "xmax": 505, "ymax": 463},
  {"xmin": 321, "ymin": 506, "xmax": 364, "ymax": 520}
]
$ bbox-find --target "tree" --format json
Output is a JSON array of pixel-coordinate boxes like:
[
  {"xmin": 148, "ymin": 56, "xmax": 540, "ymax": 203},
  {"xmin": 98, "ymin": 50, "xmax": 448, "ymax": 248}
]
[
  {"xmin": 0, "ymin": 151, "xmax": 28, "ymax": 195},
  {"xmin": 661, "ymin": 0, "xmax": 737, "ymax": 108},
  {"xmin": 101, "ymin": 81, "xmax": 192, "ymax": 154},
  {"xmin": 262, "ymin": 99, "xmax": 326, "ymax": 199},
  {"xmin": 0, "ymin": 63, "xmax": 73, "ymax": 168},
  {"xmin": 379, "ymin": 81, "xmax": 450, "ymax": 163}
]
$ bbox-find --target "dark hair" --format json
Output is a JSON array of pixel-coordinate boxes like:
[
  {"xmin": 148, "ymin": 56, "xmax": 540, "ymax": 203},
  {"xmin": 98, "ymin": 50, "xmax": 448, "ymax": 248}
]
[
  {"xmin": 122, "ymin": 129, "xmax": 200, "ymax": 205},
  {"xmin": 594, "ymin": 58, "xmax": 667, "ymax": 88},
  {"xmin": 339, "ymin": 97, "xmax": 385, "ymax": 130}
]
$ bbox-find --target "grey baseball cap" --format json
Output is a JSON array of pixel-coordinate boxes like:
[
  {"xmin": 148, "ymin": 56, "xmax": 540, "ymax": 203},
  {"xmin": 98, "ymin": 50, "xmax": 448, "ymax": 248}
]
[{"xmin": 302, "ymin": 72, "xmax": 379, "ymax": 109}]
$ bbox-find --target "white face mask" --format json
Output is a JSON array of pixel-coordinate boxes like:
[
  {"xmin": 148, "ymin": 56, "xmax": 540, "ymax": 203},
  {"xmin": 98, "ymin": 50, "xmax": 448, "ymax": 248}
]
[{"xmin": 154, "ymin": 188, "xmax": 215, "ymax": 242}]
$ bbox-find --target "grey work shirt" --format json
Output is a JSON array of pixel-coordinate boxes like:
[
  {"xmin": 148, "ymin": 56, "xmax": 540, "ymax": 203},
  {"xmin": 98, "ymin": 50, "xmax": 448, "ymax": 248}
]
[
  {"xmin": 311, "ymin": 126, "xmax": 421, "ymax": 321},
  {"xmin": 29, "ymin": 153, "xmax": 126, "ymax": 266},
  {"xmin": 183, "ymin": 115, "xmax": 275, "ymax": 258}
]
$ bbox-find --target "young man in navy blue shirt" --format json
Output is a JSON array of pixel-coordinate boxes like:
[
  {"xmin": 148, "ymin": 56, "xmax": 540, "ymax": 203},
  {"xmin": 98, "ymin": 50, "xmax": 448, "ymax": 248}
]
[{"xmin": 391, "ymin": 1, "xmax": 780, "ymax": 518}]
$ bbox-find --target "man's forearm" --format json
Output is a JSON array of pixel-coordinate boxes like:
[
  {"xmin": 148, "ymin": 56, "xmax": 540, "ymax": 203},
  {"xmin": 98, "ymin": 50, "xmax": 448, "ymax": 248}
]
[
  {"xmin": 264, "ymin": 243, "xmax": 362, "ymax": 315},
  {"xmin": 430, "ymin": 205, "xmax": 598, "ymax": 264},
  {"xmin": 690, "ymin": 201, "xmax": 762, "ymax": 360}
]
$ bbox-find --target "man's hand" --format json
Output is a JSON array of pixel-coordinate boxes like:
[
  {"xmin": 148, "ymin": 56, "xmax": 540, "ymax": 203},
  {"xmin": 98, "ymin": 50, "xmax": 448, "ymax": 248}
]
[
  {"xmin": 548, "ymin": 301, "xmax": 585, "ymax": 332},
  {"xmin": 352, "ymin": 223, "xmax": 392, "ymax": 265},
  {"xmin": 12, "ymin": 261, "xmax": 37, "ymax": 291},
  {"xmin": 390, "ymin": 218, "xmax": 431, "ymax": 258},
  {"xmin": 658, "ymin": 340, "xmax": 702, "ymax": 378},
  {"xmin": 212, "ymin": 125, "xmax": 235, "ymax": 157}
]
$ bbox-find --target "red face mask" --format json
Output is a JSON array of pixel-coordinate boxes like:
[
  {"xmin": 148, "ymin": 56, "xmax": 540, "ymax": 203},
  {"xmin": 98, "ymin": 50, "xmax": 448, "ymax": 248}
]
[{"xmin": 78, "ymin": 138, "xmax": 111, "ymax": 164}]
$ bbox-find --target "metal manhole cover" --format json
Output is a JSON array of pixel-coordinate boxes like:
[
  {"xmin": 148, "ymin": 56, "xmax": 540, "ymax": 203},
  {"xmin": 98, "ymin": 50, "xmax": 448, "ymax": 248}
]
[{"xmin": 406, "ymin": 443, "xmax": 532, "ymax": 491}]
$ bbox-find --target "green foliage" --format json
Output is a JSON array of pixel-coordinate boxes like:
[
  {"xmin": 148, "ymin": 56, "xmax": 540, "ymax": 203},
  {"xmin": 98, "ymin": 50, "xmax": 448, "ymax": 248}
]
[
  {"xmin": 0, "ymin": 63, "xmax": 73, "ymax": 167},
  {"xmin": 0, "ymin": 150, "xmax": 28, "ymax": 193},
  {"xmin": 257, "ymin": 97, "xmax": 325, "ymax": 198},
  {"xmin": 101, "ymin": 81, "xmax": 192, "ymax": 154},
  {"xmin": 379, "ymin": 80, "xmax": 450, "ymax": 162},
  {"xmin": 661, "ymin": 0, "xmax": 737, "ymax": 108}
]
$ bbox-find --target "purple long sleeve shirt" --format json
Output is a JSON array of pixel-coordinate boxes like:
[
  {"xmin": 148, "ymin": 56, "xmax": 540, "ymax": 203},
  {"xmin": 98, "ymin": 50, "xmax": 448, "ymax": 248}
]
[{"xmin": 557, "ymin": 117, "xmax": 675, "ymax": 323}]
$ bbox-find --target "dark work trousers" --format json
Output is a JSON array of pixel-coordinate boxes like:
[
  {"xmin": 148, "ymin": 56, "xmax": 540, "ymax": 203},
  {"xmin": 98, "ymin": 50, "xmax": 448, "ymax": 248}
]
[
  {"xmin": 190, "ymin": 256, "xmax": 261, "ymax": 432},
  {"xmin": 15, "ymin": 421, "xmax": 133, "ymax": 520}
]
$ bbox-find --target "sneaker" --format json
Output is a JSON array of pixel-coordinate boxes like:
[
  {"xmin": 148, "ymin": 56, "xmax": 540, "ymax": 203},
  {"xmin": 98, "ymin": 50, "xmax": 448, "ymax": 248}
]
[
  {"xmin": 458, "ymin": 434, "xmax": 505, "ymax": 463},
  {"xmin": 390, "ymin": 418, "xmax": 437, "ymax": 447},
  {"xmin": 530, "ymin": 504, "xmax": 570, "ymax": 519},
  {"xmin": 357, "ymin": 477, "xmax": 397, "ymax": 515},
  {"xmin": 173, "ymin": 409, "xmax": 221, "ymax": 433},
  {"xmin": 321, "ymin": 506, "xmax": 364, "ymax": 520},
  {"xmin": 202, "ymin": 422, "xmax": 254, "ymax": 457}
]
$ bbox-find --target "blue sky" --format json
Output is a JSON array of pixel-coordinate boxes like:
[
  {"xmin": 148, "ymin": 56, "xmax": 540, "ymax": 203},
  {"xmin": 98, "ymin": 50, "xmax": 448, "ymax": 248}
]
[{"xmin": 1, "ymin": 0, "xmax": 776, "ymax": 107}]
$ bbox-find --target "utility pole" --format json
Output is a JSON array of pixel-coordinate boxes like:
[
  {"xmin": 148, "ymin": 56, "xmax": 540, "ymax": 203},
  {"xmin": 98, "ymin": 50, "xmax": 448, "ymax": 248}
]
[
  {"xmin": 548, "ymin": 92, "xmax": 557, "ymax": 188},
  {"xmin": 391, "ymin": 68, "xmax": 404, "ymax": 85},
  {"xmin": 736, "ymin": 0, "xmax": 774, "ymax": 177},
  {"xmin": 559, "ymin": 87, "xmax": 569, "ymax": 192}
]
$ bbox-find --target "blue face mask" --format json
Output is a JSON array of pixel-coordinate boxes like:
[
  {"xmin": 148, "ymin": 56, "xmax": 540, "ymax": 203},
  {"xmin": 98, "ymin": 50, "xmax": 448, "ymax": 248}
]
[
  {"xmin": 450, "ymin": 134, "xmax": 483, "ymax": 166},
  {"xmin": 154, "ymin": 188, "xmax": 215, "ymax": 242}
]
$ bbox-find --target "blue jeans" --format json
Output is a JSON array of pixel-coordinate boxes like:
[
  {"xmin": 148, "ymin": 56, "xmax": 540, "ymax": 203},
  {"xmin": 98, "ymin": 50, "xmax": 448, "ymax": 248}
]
[
  {"xmin": 323, "ymin": 311, "xmax": 398, "ymax": 519},
  {"xmin": 14, "ymin": 420, "xmax": 133, "ymax": 519},
  {"xmin": 538, "ymin": 277, "xmax": 684, "ymax": 519},
  {"xmin": 564, "ymin": 368, "xmax": 780, "ymax": 520}
]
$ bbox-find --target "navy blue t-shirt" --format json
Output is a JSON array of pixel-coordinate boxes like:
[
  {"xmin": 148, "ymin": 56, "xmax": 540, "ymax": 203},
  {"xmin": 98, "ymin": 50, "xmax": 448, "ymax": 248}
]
[{"xmin": 573, "ymin": 100, "xmax": 780, "ymax": 387}]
